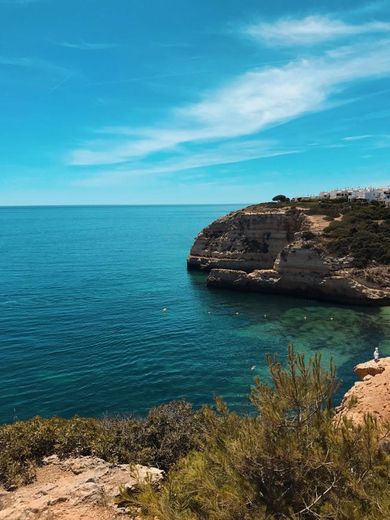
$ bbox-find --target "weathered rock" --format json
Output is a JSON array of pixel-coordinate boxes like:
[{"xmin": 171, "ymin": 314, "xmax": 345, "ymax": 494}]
[
  {"xmin": 188, "ymin": 208, "xmax": 306, "ymax": 272},
  {"xmin": 0, "ymin": 456, "xmax": 163, "ymax": 520},
  {"xmin": 335, "ymin": 357, "xmax": 390, "ymax": 427},
  {"xmin": 354, "ymin": 358, "xmax": 388, "ymax": 379},
  {"xmin": 188, "ymin": 204, "xmax": 390, "ymax": 305}
]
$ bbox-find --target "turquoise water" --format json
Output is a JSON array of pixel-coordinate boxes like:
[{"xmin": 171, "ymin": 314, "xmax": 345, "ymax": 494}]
[{"xmin": 0, "ymin": 205, "xmax": 388, "ymax": 423}]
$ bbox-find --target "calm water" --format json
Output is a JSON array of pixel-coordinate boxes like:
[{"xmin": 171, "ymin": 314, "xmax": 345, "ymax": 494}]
[{"xmin": 0, "ymin": 205, "xmax": 389, "ymax": 423}]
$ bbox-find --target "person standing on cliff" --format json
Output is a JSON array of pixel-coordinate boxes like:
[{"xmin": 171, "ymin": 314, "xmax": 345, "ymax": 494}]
[{"xmin": 374, "ymin": 347, "xmax": 379, "ymax": 362}]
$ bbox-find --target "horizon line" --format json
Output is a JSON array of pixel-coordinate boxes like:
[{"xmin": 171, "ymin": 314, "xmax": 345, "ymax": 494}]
[{"xmin": 0, "ymin": 202, "xmax": 253, "ymax": 209}]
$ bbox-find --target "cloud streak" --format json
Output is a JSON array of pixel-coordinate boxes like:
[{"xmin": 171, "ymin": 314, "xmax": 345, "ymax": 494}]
[
  {"xmin": 0, "ymin": 55, "xmax": 72, "ymax": 77},
  {"xmin": 56, "ymin": 41, "xmax": 120, "ymax": 50},
  {"xmin": 69, "ymin": 37, "xmax": 390, "ymax": 168},
  {"xmin": 0, "ymin": 0, "xmax": 42, "ymax": 4},
  {"xmin": 74, "ymin": 140, "xmax": 300, "ymax": 187},
  {"xmin": 245, "ymin": 15, "xmax": 390, "ymax": 46}
]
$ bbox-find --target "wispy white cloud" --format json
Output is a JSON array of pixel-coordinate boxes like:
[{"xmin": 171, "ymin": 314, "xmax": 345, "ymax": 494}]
[
  {"xmin": 0, "ymin": 0, "xmax": 50, "ymax": 7},
  {"xmin": 343, "ymin": 135, "xmax": 373, "ymax": 141},
  {"xmin": 0, "ymin": 55, "xmax": 72, "ymax": 77},
  {"xmin": 74, "ymin": 140, "xmax": 300, "ymax": 187},
  {"xmin": 48, "ymin": 72, "xmax": 75, "ymax": 93},
  {"xmin": 69, "ymin": 37, "xmax": 390, "ymax": 168},
  {"xmin": 245, "ymin": 15, "xmax": 390, "ymax": 46},
  {"xmin": 0, "ymin": 0, "xmax": 45, "ymax": 4},
  {"xmin": 0, "ymin": 55, "xmax": 76, "ymax": 91},
  {"xmin": 56, "ymin": 41, "xmax": 120, "ymax": 50}
]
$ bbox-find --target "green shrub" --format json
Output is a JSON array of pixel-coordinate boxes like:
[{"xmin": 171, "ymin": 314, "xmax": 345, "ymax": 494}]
[
  {"xmin": 0, "ymin": 401, "xmax": 204, "ymax": 489},
  {"xmin": 272, "ymin": 194, "xmax": 290, "ymax": 203},
  {"xmin": 324, "ymin": 205, "xmax": 390, "ymax": 266},
  {"xmin": 301, "ymin": 230, "xmax": 316, "ymax": 240},
  {"xmin": 127, "ymin": 347, "xmax": 390, "ymax": 520}
]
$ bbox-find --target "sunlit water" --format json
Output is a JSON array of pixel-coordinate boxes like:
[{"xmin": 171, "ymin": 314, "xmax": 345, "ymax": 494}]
[{"xmin": 0, "ymin": 205, "xmax": 388, "ymax": 423}]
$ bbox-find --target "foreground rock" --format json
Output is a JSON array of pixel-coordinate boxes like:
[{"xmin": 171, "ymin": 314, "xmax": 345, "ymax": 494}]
[
  {"xmin": 0, "ymin": 456, "xmax": 163, "ymax": 520},
  {"xmin": 187, "ymin": 205, "xmax": 390, "ymax": 305},
  {"xmin": 335, "ymin": 357, "xmax": 390, "ymax": 427}
]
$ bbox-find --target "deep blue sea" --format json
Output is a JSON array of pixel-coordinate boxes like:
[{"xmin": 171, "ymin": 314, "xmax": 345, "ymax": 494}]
[{"xmin": 0, "ymin": 205, "xmax": 389, "ymax": 423}]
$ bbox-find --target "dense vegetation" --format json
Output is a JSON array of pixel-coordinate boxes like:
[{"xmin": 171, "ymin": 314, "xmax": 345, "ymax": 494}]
[
  {"xmin": 323, "ymin": 203, "xmax": 390, "ymax": 267},
  {"xmin": 262, "ymin": 198, "xmax": 390, "ymax": 267},
  {"xmin": 0, "ymin": 401, "xmax": 204, "ymax": 489},
  {"xmin": 1, "ymin": 349, "xmax": 389, "ymax": 519},
  {"xmin": 120, "ymin": 348, "xmax": 390, "ymax": 520}
]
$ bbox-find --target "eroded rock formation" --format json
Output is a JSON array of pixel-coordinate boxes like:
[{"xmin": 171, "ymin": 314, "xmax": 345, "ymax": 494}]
[
  {"xmin": 335, "ymin": 357, "xmax": 390, "ymax": 427},
  {"xmin": 187, "ymin": 205, "xmax": 390, "ymax": 305},
  {"xmin": 0, "ymin": 456, "xmax": 163, "ymax": 520},
  {"xmin": 188, "ymin": 208, "xmax": 305, "ymax": 272}
]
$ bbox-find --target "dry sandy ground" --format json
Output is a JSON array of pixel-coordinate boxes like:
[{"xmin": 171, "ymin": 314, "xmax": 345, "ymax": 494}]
[{"xmin": 304, "ymin": 213, "xmax": 342, "ymax": 232}]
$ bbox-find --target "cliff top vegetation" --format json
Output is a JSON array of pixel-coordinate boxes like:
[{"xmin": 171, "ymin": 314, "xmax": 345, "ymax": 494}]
[{"xmin": 249, "ymin": 198, "xmax": 390, "ymax": 267}]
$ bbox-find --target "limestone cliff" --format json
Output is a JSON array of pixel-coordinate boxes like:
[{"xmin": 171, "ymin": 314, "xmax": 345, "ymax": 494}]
[
  {"xmin": 335, "ymin": 357, "xmax": 390, "ymax": 428},
  {"xmin": 187, "ymin": 204, "xmax": 390, "ymax": 305}
]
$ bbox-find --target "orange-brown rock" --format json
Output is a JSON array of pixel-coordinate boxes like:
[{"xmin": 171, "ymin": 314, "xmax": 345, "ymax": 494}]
[
  {"xmin": 335, "ymin": 357, "xmax": 390, "ymax": 427},
  {"xmin": 0, "ymin": 456, "xmax": 163, "ymax": 520},
  {"xmin": 354, "ymin": 358, "xmax": 388, "ymax": 379}
]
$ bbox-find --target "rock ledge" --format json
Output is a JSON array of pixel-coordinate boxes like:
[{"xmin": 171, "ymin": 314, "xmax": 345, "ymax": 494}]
[
  {"xmin": 336, "ymin": 357, "xmax": 390, "ymax": 426},
  {"xmin": 0, "ymin": 455, "xmax": 163, "ymax": 520}
]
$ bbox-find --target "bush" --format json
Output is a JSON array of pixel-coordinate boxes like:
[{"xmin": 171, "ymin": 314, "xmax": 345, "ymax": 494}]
[
  {"xmin": 301, "ymin": 230, "xmax": 316, "ymax": 240},
  {"xmin": 0, "ymin": 401, "xmax": 204, "ymax": 489},
  {"xmin": 324, "ymin": 205, "xmax": 390, "ymax": 266},
  {"xmin": 272, "ymin": 194, "xmax": 290, "ymax": 203},
  {"xmin": 127, "ymin": 347, "xmax": 390, "ymax": 520}
]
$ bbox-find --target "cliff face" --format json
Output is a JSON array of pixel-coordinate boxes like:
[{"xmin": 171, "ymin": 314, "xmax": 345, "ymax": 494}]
[
  {"xmin": 187, "ymin": 205, "xmax": 390, "ymax": 305},
  {"xmin": 335, "ymin": 357, "xmax": 390, "ymax": 428},
  {"xmin": 188, "ymin": 208, "xmax": 306, "ymax": 272}
]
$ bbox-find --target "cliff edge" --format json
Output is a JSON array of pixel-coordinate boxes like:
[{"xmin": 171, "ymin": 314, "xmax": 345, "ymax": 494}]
[
  {"xmin": 0, "ymin": 456, "xmax": 163, "ymax": 520},
  {"xmin": 335, "ymin": 357, "xmax": 390, "ymax": 428},
  {"xmin": 187, "ymin": 201, "xmax": 390, "ymax": 305}
]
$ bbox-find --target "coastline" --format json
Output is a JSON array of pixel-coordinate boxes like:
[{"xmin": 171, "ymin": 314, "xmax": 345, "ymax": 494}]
[{"xmin": 187, "ymin": 202, "xmax": 390, "ymax": 306}]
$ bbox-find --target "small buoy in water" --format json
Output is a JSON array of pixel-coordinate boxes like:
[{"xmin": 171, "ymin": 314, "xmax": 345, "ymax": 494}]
[
  {"xmin": 162, "ymin": 307, "xmax": 167, "ymax": 312},
  {"xmin": 251, "ymin": 365, "xmax": 256, "ymax": 371},
  {"xmin": 304, "ymin": 316, "xmax": 307, "ymax": 320},
  {"xmin": 263, "ymin": 314, "xmax": 267, "ymax": 318},
  {"xmin": 235, "ymin": 312, "xmax": 239, "ymax": 315},
  {"xmin": 208, "ymin": 311, "xmax": 211, "ymax": 314},
  {"xmin": 330, "ymin": 316, "xmax": 334, "ymax": 321}
]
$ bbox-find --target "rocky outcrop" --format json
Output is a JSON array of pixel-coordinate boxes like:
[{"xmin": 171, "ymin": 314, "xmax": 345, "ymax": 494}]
[
  {"xmin": 354, "ymin": 359, "xmax": 388, "ymax": 379},
  {"xmin": 187, "ymin": 208, "xmax": 305, "ymax": 272},
  {"xmin": 0, "ymin": 456, "xmax": 163, "ymax": 520},
  {"xmin": 188, "ymin": 205, "xmax": 390, "ymax": 305},
  {"xmin": 335, "ymin": 357, "xmax": 390, "ymax": 427}
]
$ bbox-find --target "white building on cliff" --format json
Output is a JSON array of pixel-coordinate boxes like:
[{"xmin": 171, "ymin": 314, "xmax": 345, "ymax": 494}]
[{"xmin": 318, "ymin": 187, "xmax": 390, "ymax": 206}]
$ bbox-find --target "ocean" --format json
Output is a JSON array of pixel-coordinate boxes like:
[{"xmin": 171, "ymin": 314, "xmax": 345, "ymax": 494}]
[{"xmin": 0, "ymin": 205, "xmax": 388, "ymax": 423}]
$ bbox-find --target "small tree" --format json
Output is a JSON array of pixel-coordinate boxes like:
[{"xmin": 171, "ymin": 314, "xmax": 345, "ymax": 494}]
[
  {"xmin": 272, "ymin": 194, "xmax": 290, "ymax": 203},
  {"xmin": 126, "ymin": 347, "xmax": 390, "ymax": 520}
]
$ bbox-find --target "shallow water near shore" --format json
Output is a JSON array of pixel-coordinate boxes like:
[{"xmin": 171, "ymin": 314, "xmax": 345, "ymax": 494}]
[{"xmin": 0, "ymin": 205, "xmax": 388, "ymax": 423}]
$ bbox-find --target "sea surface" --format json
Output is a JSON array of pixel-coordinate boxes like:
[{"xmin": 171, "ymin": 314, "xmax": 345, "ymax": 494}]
[{"xmin": 0, "ymin": 205, "xmax": 389, "ymax": 423}]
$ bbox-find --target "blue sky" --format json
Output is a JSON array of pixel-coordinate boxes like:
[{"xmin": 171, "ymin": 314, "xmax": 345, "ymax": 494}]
[{"xmin": 0, "ymin": 0, "xmax": 389, "ymax": 205}]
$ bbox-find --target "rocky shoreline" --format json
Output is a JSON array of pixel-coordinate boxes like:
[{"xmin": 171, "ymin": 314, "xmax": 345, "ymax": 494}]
[{"xmin": 187, "ymin": 205, "xmax": 390, "ymax": 305}]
